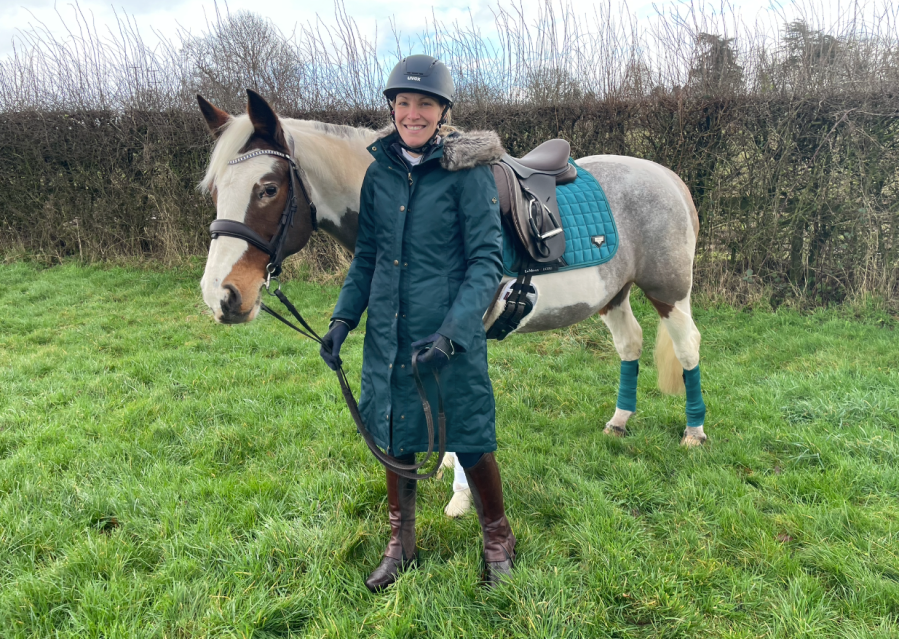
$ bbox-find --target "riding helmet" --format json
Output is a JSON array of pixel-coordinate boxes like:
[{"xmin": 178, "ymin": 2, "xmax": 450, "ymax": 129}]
[{"xmin": 384, "ymin": 55, "xmax": 455, "ymax": 106}]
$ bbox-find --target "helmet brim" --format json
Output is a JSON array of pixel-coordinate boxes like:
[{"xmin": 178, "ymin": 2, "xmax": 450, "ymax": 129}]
[{"xmin": 384, "ymin": 87, "xmax": 452, "ymax": 107}]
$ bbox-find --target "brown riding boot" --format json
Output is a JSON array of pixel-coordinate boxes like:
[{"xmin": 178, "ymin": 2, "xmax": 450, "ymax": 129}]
[
  {"xmin": 365, "ymin": 469, "xmax": 417, "ymax": 592},
  {"xmin": 463, "ymin": 453, "xmax": 516, "ymax": 588}
]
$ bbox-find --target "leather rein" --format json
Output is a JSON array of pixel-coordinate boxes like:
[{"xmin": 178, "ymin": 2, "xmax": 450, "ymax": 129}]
[{"xmin": 208, "ymin": 148, "xmax": 446, "ymax": 481}]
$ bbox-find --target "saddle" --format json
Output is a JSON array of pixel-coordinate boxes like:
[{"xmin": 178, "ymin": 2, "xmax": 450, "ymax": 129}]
[
  {"xmin": 485, "ymin": 139, "xmax": 577, "ymax": 342},
  {"xmin": 492, "ymin": 139, "xmax": 577, "ymax": 270}
]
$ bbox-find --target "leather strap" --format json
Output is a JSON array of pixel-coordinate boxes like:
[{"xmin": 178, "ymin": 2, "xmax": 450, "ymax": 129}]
[{"xmin": 260, "ymin": 289, "xmax": 445, "ymax": 481}]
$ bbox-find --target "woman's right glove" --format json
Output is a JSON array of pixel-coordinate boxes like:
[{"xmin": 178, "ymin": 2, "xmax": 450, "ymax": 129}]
[
  {"xmin": 320, "ymin": 320, "xmax": 350, "ymax": 371},
  {"xmin": 411, "ymin": 333, "xmax": 455, "ymax": 373}
]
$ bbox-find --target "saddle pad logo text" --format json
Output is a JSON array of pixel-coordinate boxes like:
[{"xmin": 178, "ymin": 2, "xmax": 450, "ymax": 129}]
[{"xmin": 591, "ymin": 235, "xmax": 606, "ymax": 248}]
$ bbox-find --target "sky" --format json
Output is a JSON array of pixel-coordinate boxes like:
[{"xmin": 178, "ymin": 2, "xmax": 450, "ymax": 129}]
[{"xmin": 0, "ymin": 0, "xmax": 818, "ymax": 60}]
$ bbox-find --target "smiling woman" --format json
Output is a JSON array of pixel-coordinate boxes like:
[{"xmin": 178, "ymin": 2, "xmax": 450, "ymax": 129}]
[
  {"xmin": 320, "ymin": 54, "xmax": 518, "ymax": 593},
  {"xmin": 383, "ymin": 54, "xmax": 455, "ymax": 155}
]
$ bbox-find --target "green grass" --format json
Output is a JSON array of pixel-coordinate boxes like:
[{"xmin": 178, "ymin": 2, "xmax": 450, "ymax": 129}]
[{"xmin": 1, "ymin": 260, "xmax": 897, "ymax": 638}]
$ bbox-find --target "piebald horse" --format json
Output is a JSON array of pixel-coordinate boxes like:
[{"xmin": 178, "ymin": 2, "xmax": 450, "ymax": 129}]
[{"xmin": 198, "ymin": 90, "xmax": 708, "ymax": 446}]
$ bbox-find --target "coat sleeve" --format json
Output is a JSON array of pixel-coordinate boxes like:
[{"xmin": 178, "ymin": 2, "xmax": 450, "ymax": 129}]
[
  {"xmin": 331, "ymin": 172, "xmax": 377, "ymax": 330},
  {"xmin": 437, "ymin": 164, "xmax": 503, "ymax": 351}
]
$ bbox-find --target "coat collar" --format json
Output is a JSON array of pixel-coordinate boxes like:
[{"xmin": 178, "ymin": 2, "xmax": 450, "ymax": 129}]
[{"xmin": 369, "ymin": 124, "xmax": 505, "ymax": 172}]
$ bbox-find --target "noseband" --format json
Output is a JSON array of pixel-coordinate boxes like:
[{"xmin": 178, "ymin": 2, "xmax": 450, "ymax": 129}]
[{"xmin": 208, "ymin": 149, "xmax": 318, "ymax": 279}]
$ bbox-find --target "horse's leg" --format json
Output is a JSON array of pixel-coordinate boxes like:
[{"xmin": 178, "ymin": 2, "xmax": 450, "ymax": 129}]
[
  {"xmin": 444, "ymin": 453, "xmax": 473, "ymax": 518},
  {"xmin": 647, "ymin": 295, "xmax": 707, "ymax": 446},
  {"xmin": 599, "ymin": 283, "xmax": 642, "ymax": 437}
]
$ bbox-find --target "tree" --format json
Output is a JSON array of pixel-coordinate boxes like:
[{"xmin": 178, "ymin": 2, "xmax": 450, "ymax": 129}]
[
  {"xmin": 182, "ymin": 11, "xmax": 300, "ymax": 112},
  {"xmin": 779, "ymin": 20, "xmax": 843, "ymax": 90},
  {"xmin": 688, "ymin": 33, "xmax": 743, "ymax": 95}
]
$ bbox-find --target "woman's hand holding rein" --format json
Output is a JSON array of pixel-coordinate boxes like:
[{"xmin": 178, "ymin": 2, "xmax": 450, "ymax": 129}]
[
  {"xmin": 320, "ymin": 320, "xmax": 351, "ymax": 371},
  {"xmin": 411, "ymin": 333, "xmax": 456, "ymax": 372}
]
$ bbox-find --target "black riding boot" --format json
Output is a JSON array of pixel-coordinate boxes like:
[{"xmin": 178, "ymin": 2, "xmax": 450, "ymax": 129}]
[
  {"xmin": 463, "ymin": 453, "xmax": 516, "ymax": 588},
  {"xmin": 365, "ymin": 468, "xmax": 417, "ymax": 592}
]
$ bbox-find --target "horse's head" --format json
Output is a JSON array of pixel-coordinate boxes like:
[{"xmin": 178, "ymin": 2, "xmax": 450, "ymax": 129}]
[{"xmin": 198, "ymin": 90, "xmax": 316, "ymax": 324}]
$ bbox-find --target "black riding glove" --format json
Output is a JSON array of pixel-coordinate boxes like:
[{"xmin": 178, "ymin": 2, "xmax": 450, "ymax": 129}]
[
  {"xmin": 411, "ymin": 333, "xmax": 456, "ymax": 373},
  {"xmin": 320, "ymin": 320, "xmax": 350, "ymax": 371}
]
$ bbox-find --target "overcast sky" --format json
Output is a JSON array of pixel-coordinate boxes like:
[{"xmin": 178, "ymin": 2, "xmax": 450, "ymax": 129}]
[{"xmin": 0, "ymin": 0, "xmax": 859, "ymax": 60}]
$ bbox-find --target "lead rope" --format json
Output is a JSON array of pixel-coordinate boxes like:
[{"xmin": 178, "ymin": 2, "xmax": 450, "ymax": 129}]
[{"xmin": 260, "ymin": 286, "xmax": 446, "ymax": 481}]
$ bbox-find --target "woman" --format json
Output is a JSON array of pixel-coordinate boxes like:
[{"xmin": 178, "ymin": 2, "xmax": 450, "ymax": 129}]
[{"xmin": 319, "ymin": 54, "xmax": 515, "ymax": 592}]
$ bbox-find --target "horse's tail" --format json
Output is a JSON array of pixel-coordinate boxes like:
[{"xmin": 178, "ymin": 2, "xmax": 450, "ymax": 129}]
[{"xmin": 655, "ymin": 322, "xmax": 685, "ymax": 395}]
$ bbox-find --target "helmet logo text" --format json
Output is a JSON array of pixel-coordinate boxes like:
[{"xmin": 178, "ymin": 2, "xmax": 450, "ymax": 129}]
[{"xmin": 406, "ymin": 76, "xmax": 421, "ymax": 81}]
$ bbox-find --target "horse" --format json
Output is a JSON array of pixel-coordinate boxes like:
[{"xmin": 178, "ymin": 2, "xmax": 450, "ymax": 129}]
[{"xmin": 197, "ymin": 90, "xmax": 708, "ymax": 447}]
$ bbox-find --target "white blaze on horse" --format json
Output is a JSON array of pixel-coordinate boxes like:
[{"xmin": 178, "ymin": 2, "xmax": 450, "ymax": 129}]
[{"xmin": 198, "ymin": 90, "xmax": 708, "ymax": 446}]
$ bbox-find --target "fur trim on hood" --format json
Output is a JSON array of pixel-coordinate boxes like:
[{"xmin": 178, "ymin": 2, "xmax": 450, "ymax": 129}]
[{"xmin": 374, "ymin": 124, "xmax": 505, "ymax": 171}]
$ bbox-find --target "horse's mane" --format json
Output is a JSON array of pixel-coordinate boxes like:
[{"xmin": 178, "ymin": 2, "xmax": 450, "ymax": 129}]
[{"xmin": 200, "ymin": 115, "xmax": 380, "ymax": 193}]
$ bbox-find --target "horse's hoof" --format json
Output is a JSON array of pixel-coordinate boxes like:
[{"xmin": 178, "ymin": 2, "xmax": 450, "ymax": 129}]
[
  {"xmin": 444, "ymin": 488, "xmax": 472, "ymax": 518},
  {"xmin": 603, "ymin": 423, "xmax": 627, "ymax": 437},
  {"xmin": 680, "ymin": 430, "xmax": 707, "ymax": 447}
]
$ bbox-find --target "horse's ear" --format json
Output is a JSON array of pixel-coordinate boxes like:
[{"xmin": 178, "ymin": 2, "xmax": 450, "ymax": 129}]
[
  {"xmin": 197, "ymin": 94, "xmax": 231, "ymax": 138},
  {"xmin": 246, "ymin": 89, "xmax": 287, "ymax": 148}
]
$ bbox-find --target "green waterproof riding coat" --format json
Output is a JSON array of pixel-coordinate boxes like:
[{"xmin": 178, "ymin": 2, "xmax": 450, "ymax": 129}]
[{"xmin": 331, "ymin": 127, "xmax": 505, "ymax": 455}]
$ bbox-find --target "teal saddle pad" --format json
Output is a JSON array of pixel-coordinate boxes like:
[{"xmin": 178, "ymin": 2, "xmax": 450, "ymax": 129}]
[{"xmin": 502, "ymin": 159, "xmax": 619, "ymax": 277}]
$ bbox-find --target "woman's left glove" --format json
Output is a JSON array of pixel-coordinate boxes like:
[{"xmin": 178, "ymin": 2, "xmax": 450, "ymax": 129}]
[
  {"xmin": 320, "ymin": 320, "xmax": 351, "ymax": 371},
  {"xmin": 411, "ymin": 333, "xmax": 456, "ymax": 372}
]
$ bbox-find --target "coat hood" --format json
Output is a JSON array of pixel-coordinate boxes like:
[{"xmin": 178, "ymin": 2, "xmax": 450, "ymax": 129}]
[{"xmin": 374, "ymin": 124, "xmax": 505, "ymax": 171}]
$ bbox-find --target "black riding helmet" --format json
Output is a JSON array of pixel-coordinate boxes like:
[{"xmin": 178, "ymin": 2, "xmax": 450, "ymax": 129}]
[
  {"xmin": 384, "ymin": 54, "xmax": 455, "ymax": 105},
  {"xmin": 384, "ymin": 55, "xmax": 455, "ymax": 153}
]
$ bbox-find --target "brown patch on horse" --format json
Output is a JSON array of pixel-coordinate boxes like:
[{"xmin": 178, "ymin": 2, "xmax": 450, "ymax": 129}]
[
  {"xmin": 234, "ymin": 148, "xmax": 315, "ymax": 258},
  {"xmin": 243, "ymin": 165, "xmax": 292, "ymax": 235},
  {"xmin": 647, "ymin": 295, "xmax": 675, "ymax": 319},
  {"xmin": 599, "ymin": 282, "xmax": 633, "ymax": 316},
  {"xmin": 222, "ymin": 248, "xmax": 270, "ymax": 316}
]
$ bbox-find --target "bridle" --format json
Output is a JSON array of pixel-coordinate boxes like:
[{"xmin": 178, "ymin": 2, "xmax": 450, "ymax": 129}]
[
  {"xmin": 207, "ymin": 148, "xmax": 445, "ymax": 481},
  {"xmin": 209, "ymin": 149, "xmax": 317, "ymax": 282}
]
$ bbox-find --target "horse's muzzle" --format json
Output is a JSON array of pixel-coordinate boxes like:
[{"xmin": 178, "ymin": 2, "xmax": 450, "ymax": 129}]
[{"xmin": 215, "ymin": 285, "xmax": 261, "ymax": 324}]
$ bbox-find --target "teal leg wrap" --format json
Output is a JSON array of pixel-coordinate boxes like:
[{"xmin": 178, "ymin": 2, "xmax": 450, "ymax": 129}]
[
  {"xmin": 683, "ymin": 365, "xmax": 706, "ymax": 427},
  {"xmin": 616, "ymin": 359, "xmax": 639, "ymax": 412}
]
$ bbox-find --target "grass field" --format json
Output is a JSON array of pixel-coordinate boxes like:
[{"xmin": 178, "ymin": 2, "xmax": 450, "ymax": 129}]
[{"xmin": 1, "ymin": 260, "xmax": 898, "ymax": 638}]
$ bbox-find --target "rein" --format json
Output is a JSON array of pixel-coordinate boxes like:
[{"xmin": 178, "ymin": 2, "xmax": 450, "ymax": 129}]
[{"xmin": 208, "ymin": 148, "xmax": 445, "ymax": 481}]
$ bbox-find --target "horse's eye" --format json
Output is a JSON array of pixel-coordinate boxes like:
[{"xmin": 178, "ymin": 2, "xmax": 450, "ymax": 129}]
[{"xmin": 263, "ymin": 185, "xmax": 277, "ymax": 197}]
